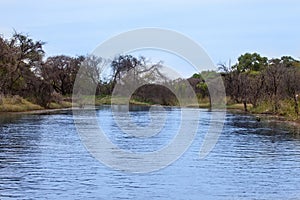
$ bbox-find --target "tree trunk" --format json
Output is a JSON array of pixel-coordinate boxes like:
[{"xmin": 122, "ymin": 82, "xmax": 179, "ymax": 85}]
[
  {"xmin": 243, "ymin": 100, "xmax": 248, "ymax": 112},
  {"xmin": 294, "ymin": 95, "xmax": 299, "ymax": 116}
]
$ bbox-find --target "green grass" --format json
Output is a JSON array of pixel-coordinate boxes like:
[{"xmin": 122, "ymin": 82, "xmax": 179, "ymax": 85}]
[
  {"xmin": 95, "ymin": 95, "xmax": 211, "ymax": 107},
  {"xmin": 250, "ymin": 101, "xmax": 273, "ymax": 114},
  {"xmin": 1, "ymin": 94, "xmax": 298, "ymax": 122},
  {"xmin": 95, "ymin": 96, "xmax": 152, "ymax": 106},
  {"xmin": 71, "ymin": 95, "xmax": 152, "ymax": 106},
  {"xmin": 277, "ymin": 100, "xmax": 299, "ymax": 120},
  {"xmin": 226, "ymin": 103, "xmax": 252, "ymax": 110},
  {"xmin": 48, "ymin": 101, "xmax": 72, "ymax": 109},
  {"xmin": 247, "ymin": 100, "xmax": 299, "ymax": 120},
  {"xmin": 93, "ymin": 95, "xmax": 218, "ymax": 108},
  {"xmin": 71, "ymin": 95, "xmax": 300, "ymax": 121},
  {"xmin": 95, "ymin": 95, "xmax": 111, "ymax": 105}
]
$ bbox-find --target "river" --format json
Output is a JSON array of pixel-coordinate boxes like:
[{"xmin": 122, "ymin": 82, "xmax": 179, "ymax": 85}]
[{"xmin": 0, "ymin": 106, "xmax": 300, "ymax": 199}]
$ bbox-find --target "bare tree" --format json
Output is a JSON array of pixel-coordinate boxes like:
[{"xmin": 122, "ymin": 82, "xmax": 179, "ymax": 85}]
[
  {"xmin": 264, "ymin": 59, "xmax": 287, "ymax": 112},
  {"xmin": 42, "ymin": 55, "xmax": 83, "ymax": 95},
  {"xmin": 283, "ymin": 66, "xmax": 300, "ymax": 116}
]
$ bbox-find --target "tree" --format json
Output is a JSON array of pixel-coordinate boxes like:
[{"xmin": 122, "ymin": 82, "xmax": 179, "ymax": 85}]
[
  {"xmin": 218, "ymin": 62, "xmax": 238, "ymax": 103},
  {"xmin": 79, "ymin": 55, "xmax": 107, "ymax": 95},
  {"xmin": 264, "ymin": 58, "xmax": 288, "ymax": 112},
  {"xmin": 111, "ymin": 55, "xmax": 168, "ymax": 95},
  {"xmin": 0, "ymin": 36, "xmax": 12, "ymax": 94},
  {"xmin": 221, "ymin": 54, "xmax": 268, "ymax": 111},
  {"xmin": 42, "ymin": 55, "xmax": 84, "ymax": 95},
  {"xmin": 280, "ymin": 56, "xmax": 300, "ymax": 68},
  {"xmin": 233, "ymin": 53, "xmax": 268, "ymax": 72},
  {"xmin": 0, "ymin": 33, "xmax": 55, "ymax": 107},
  {"xmin": 219, "ymin": 62, "xmax": 245, "ymax": 107},
  {"xmin": 284, "ymin": 66, "xmax": 300, "ymax": 116},
  {"xmin": 0, "ymin": 33, "xmax": 45, "ymax": 95},
  {"xmin": 111, "ymin": 55, "xmax": 142, "ymax": 83},
  {"xmin": 247, "ymin": 71, "xmax": 265, "ymax": 108}
]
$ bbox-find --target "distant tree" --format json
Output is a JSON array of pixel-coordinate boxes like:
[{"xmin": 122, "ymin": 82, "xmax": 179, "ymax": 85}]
[
  {"xmin": 111, "ymin": 55, "xmax": 168, "ymax": 95},
  {"xmin": 189, "ymin": 71, "xmax": 218, "ymax": 97},
  {"xmin": 280, "ymin": 57, "xmax": 300, "ymax": 116},
  {"xmin": 218, "ymin": 62, "xmax": 237, "ymax": 103},
  {"xmin": 111, "ymin": 55, "xmax": 142, "ymax": 83},
  {"xmin": 219, "ymin": 62, "xmax": 244, "ymax": 106},
  {"xmin": 284, "ymin": 66, "xmax": 300, "ymax": 116},
  {"xmin": 280, "ymin": 56, "xmax": 300, "ymax": 68},
  {"xmin": 264, "ymin": 58, "xmax": 288, "ymax": 112},
  {"xmin": 42, "ymin": 55, "xmax": 84, "ymax": 95},
  {"xmin": 233, "ymin": 53, "xmax": 268, "ymax": 72},
  {"xmin": 247, "ymin": 71, "xmax": 265, "ymax": 108},
  {"xmin": 79, "ymin": 54, "xmax": 107, "ymax": 95},
  {"xmin": 187, "ymin": 76, "xmax": 205, "ymax": 97},
  {"xmin": 219, "ymin": 57, "xmax": 266, "ymax": 111},
  {"xmin": 80, "ymin": 55, "xmax": 105, "ymax": 85}
]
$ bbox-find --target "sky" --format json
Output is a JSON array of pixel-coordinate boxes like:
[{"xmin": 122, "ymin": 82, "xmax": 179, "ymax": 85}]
[{"xmin": 0, "ymin": 0, "xmax": 300, "ymax": 77}]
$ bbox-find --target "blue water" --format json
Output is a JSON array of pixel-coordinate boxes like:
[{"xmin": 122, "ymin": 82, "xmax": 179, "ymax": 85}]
[{"xmin": 0, "ymin": 106, "xmax": 300, "ymax": 199}]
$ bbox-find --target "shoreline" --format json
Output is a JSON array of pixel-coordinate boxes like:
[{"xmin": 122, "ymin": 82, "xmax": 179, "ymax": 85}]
[
  {"xmin": 0, "ymin": 107, "xmax": 73, "ymax": 115},
  {"xmin": 1, "ymin": 102, "xmax": 300, "ymax": 129},
  {"xmin": 226, "ymin": 107, "xmax": 300, "ymax": 129}
]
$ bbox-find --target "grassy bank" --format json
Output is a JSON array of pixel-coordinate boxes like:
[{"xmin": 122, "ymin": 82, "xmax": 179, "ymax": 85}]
[
  {"xmin": 1, "ymin": 95, "xmax": 299, "ymax": 126},
  {"xmin": 0, "ymin": 96, "xmax": 43, "ymax": 112},
  {"xmin": 94, "ymin": 95, "xmax": 212, "ymax": 108},
  {"xmin": 0, "ymin": 95, "xmax": 72, "ymax": 112},
  {"xmin": 227, "ymin": 101, "xmax": 300, "ymax": 126},
  {"xmin": 95, "ymin": 96, "xmax": 155, "ymax": 106}
]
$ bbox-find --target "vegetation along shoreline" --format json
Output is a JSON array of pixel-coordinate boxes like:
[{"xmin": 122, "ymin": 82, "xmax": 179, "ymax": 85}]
[{"xmin": 0, "ymin": 32, "xmax": 299, "ymax": 127}]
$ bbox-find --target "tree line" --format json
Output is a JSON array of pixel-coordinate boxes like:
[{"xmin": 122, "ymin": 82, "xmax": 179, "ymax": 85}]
[
  {"xmin": 219, "ymin": 53, "xmax": 300, "ymax": 117},
  {"xmin": 0, "ymin": 33, "xmax": 83, "ymax": 107},
  {"xmin": 1, "ymin": 33, "xmax": 300, "ymax": 118},
  {"xmin": 0, "ymin": 33, "xmax": 179, "ymax": 107}
]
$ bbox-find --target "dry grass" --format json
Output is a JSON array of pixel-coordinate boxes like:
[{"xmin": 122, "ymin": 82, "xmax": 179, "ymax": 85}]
[
  {"xmin": 0, "ymin": 96, "xmax": 43, "ymax": 112},
  {"xmin": 0, "ymin": 95, "xmax": 73, "ymax": 112}
]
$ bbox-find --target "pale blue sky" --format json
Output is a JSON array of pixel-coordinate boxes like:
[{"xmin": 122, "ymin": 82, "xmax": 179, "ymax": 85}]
[{"xmin": 0, "ymin": 0, "xmax": 299, "ymax": 76}]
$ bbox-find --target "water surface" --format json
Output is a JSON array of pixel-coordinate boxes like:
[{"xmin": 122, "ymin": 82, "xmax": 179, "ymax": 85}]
[{"xmin": 0, "ymin": 107, "xmax": 300, "ymax": 199}]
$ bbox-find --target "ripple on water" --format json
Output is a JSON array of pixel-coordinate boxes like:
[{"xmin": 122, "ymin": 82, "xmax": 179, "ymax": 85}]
[{"xmin": 0, "ymin": 108, "xmax": 300, "ymax": 199}]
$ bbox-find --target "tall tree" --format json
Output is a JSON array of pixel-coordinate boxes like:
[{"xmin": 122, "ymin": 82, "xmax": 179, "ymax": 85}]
[
  {"xmin": 111, "ymin": 55, "xmax": 142, "ymax": 83},
  {"xmin": 79, "ymin": 54, "xmax": 107, "ymax": 95},
  {"xmin": 0, "ymin": 33, "xmax": 45, "ymax": 95},
  {"xmin": 42, "ymin": 55, "xmax": 84, "ymax": 95},
  {"xmin": 264, "ymin": 58, "xmax": 288, "ymax": 112}
]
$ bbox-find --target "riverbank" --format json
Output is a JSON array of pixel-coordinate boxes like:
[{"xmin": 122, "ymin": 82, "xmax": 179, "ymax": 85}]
[
  {"xmin": 1, "ymin": 95, "xmax": 299, "ymax": 128},
  {"xmin": 226, "ymin": 103, "xmax": 300, "ymax": 128},
  {"xmin": 0, "ymin": 95, "xmax": 72, "ymax": 113}
]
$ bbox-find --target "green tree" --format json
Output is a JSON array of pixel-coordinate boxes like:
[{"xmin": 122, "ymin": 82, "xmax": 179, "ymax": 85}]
[{"xmin": 233, "ymin": 53, "xmax": 268, "ymax": 72}]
